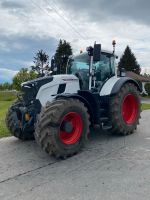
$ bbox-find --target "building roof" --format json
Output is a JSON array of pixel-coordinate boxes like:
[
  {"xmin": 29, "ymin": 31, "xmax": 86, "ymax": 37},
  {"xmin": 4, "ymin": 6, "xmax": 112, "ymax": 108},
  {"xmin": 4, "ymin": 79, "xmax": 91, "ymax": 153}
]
[{"xmin": 126, "ymin": 71, "xmax": 150, "ymax": 82}]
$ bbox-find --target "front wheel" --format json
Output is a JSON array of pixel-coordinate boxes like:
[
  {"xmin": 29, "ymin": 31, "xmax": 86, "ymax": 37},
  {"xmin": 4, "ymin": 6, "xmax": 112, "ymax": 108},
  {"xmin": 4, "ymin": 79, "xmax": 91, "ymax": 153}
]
[
  {"xmin": 34, "ymin": 98, "xmax": 90, "ymax": 158},
  {"xmin": 110, "ymin": 83, "xmax": 141, "ymax": 135}
]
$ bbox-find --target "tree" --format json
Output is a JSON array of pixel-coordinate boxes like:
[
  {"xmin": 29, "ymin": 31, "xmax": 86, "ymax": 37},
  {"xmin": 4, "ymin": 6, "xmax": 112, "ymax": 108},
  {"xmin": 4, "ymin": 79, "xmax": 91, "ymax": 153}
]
[
  {"xmin": 118, "ymin": 46, "xmax": 141, "ymax": 74},
  {"xmin": 13, "ymin": 68, "xmax": 37, "ymax": 90},
  {"xmin": 54, "ymin": 39, "xmax": 73, "ymax": 74},
  {"xmin": 0, "ymin": 82, "xmax": 13, "ymax": 90},
  {"xmin": 144, "ymin": 72, "xmax": 150, "ymax": 77},
  {"xmin": 31, "ymin": 50, "xmax": 50, "ymax": 77}
]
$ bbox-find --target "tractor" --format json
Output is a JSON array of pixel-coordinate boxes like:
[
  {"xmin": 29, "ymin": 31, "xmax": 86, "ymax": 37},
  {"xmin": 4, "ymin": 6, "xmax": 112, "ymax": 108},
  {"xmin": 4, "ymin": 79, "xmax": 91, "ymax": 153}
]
[{"xmin": 6, "ymin": 42, "xmax": 141, "ymax": 158}]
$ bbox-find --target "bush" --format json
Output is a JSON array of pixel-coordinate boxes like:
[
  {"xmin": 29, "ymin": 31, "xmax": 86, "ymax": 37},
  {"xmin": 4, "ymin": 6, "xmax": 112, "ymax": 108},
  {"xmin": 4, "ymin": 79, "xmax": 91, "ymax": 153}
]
[
  {"xmin": 145, "ymin": 83, "xmax": 150, "ymax": 96},
  {"xmin": 13, "ymin": 68, "xmax": 37, "ymax": 91}
]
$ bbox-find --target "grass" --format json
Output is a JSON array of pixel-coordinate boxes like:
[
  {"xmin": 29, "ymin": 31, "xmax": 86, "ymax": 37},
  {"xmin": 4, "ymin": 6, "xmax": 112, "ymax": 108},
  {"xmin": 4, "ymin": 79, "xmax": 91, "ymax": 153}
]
[
  {"xmin": 141, "ymin": 103, "xmax": 150, "ymax": 111},
  {"xmin": 0, "ymin": 91, "xmax": 17, "ymax": 138},
  {"xmin": 0, "ymin": 90, "xmax": 17, "ymax": 101},
  {"xmin": 0, "ymin": 101, "xmax": 13, "ymax": 138},
  {"xmin": 0, "ymin": 90, "xmax": 150, "ymax": 139}
]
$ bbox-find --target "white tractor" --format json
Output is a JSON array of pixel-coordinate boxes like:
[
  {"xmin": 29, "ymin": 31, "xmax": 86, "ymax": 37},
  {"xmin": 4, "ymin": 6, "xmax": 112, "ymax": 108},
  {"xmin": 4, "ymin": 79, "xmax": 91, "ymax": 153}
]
[{"xmin": 6, "ymin": 42, "xmax": 141, "ymax": 158}]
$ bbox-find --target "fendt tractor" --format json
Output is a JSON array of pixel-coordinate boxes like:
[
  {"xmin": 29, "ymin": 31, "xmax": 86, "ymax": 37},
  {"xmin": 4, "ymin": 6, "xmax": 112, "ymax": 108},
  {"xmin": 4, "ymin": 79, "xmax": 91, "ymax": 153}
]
[{"xmin": 6, "ymin": 41, "xmax": 141, "ymax": 158}]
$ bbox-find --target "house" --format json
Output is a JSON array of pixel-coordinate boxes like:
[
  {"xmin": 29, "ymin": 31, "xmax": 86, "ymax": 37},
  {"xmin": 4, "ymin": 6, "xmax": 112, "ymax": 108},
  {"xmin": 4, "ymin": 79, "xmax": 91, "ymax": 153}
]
[{"xmin": 126, "ymin": 71, "xmax": 150, "ymax": 95}]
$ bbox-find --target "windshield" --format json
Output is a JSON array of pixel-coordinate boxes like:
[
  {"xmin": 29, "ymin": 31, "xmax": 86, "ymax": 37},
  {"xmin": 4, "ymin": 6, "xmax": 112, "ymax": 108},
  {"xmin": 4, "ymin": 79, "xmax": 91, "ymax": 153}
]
[
  {"xmin": 70, "ymin": 53, "xmax": 90, "ymax": 73},
  {"xmin": 69, "ymin": 52, "xmax": 115, "ymax": 89}
]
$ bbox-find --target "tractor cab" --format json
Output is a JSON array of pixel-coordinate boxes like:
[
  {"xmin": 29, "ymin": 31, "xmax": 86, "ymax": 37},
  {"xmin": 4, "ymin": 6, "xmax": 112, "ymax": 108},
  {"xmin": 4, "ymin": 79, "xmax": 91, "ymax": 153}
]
[{"xmin": 70, "ymin": 50, "xmax": 116, "ymax": 90}]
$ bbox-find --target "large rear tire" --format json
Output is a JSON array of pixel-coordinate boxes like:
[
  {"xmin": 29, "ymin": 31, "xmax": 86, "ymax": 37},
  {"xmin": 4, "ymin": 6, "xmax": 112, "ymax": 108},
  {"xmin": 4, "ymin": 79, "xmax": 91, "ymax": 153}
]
[
  {"xmin": 34, "ymin": 98, "xmax": 90, "ymax": 158},
  {"xmin": 110, "ymin": 83, "xmax": 141, "ymax": 135},
  {"xmin": 5, "ymin": 101, "xmax": 34, "ymax": 140}
]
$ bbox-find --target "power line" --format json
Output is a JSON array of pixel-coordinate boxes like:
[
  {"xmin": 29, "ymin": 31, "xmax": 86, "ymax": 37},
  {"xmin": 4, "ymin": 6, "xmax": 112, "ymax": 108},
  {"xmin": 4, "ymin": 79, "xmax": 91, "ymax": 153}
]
[
  {"xmin": 30, "ymin": 0, "xmax": 88, "ymax": 52},
  {"xmin": 45, "ymin": 0, "xmax": 87, "ymax": 40},
  {"xmin": 51, "ymin": 0, "xmax": 89, "ymax": 39},
  {"xmin": 30, "ymin": 0, "xmax": 76, "ymax": 39}
]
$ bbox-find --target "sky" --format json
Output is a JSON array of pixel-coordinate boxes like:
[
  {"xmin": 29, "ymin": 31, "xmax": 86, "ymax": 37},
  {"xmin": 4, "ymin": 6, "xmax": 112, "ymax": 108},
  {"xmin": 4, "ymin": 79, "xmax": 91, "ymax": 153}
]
[{"xmin": 0, "ymin": 0, "xmax": 150, "ymax": 83}]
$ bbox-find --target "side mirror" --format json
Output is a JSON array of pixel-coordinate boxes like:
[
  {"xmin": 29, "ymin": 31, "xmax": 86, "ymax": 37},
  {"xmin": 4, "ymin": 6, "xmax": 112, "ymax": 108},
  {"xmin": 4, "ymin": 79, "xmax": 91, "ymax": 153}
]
[{"xmin": 93, "ymin": 44, "xmax": 101, "ymax": 62}]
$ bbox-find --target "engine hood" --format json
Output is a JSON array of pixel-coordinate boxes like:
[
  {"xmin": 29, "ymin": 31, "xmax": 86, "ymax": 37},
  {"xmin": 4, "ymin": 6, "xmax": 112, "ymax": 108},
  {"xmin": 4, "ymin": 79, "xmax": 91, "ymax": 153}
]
[
  {"xmin": 21, "ymin": 76, "xmax": 53, "ymax": 105},
  {"xmin": 21, "ymin": 76, "xmax": 53, "ymax": 88}
]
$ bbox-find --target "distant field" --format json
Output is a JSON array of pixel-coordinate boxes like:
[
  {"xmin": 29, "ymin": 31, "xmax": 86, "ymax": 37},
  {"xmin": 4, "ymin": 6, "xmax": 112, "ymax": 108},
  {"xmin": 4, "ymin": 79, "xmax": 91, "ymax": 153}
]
[
  {"xmin": 0, "ymin": 90, "xmax": 17, "ymax": 101},
  {"xmin": 141, "ymin": 103, "xmax": 150, "ymax": 111}
]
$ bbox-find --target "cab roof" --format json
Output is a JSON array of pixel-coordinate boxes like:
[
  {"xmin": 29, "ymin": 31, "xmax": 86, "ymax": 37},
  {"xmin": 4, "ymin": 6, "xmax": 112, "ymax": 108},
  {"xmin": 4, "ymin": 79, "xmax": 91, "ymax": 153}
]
[{"xmin": 73, "ymin": 49, "xmax": 115, "ymax": 58}]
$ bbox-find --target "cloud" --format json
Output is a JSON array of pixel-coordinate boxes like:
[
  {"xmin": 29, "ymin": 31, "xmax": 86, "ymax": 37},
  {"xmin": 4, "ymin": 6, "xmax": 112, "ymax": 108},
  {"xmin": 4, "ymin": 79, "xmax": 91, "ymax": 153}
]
[
  {"xmin": 59, "ymin": 0, "xmax": 150, "ymax": 26},
  {"xmin": 141, "ymin": 67, "xmax": 150, "ymax": 75},
  {"xmin": 0, "ymin": 0, "xmax": 25, "ymax": 9},
  {"xmin": 0, "ymin": 68, "xmax": 18, "ymax": 83},
  {"xmin": 0, "ymin": 0, "xmax": 150, "ymax": 83},
  {"xmin": 0, "ymin": 35, "xmax": 57, "ymax": 70}
]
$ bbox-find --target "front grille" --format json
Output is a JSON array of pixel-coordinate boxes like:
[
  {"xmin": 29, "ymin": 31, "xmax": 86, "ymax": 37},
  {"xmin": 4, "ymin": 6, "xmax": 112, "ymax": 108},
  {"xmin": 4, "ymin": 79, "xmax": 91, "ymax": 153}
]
[
  {"xmin": 21, "ymin": 86, "xmax": 37, "ymax": 105},
  {"xmin": 21, "ymin": 76, "xmax": 53, "ymax": 105}
]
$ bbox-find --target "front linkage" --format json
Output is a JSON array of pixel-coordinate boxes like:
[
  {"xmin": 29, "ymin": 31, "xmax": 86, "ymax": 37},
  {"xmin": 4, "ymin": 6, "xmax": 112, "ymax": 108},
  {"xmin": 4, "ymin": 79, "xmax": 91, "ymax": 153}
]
[{"xmin": 6, "ymin": 99, "xmax": 41, "ymax": 140}]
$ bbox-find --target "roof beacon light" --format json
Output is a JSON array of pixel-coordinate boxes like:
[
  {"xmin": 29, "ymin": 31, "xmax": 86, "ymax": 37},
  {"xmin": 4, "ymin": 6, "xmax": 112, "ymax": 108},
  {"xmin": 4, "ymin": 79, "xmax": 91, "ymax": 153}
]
[
  {"xmin": 80, "ymin": 49, "xmax": 83, "ymax": 54},
  {"xmin": 112, "ymin": 40, "xmax": 116, "ymax": 54}
]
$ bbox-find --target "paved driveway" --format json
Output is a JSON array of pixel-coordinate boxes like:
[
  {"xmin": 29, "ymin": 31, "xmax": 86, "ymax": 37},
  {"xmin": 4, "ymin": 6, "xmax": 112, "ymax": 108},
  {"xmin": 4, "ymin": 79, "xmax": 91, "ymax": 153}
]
[{"xmin": 0, "ymin": 110, "xmax": 150, "ymax": 200}]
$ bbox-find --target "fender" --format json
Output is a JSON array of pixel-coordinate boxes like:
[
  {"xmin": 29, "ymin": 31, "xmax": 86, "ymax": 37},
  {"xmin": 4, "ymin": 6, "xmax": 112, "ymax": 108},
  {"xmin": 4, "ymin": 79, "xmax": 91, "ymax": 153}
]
[
  {"xmin": 56, "ymin": 91, "xmax": 100, "ymax": 125},
  {"xmin": 100, "ymin": 76, "xmax": 142, "ymax": 96}
]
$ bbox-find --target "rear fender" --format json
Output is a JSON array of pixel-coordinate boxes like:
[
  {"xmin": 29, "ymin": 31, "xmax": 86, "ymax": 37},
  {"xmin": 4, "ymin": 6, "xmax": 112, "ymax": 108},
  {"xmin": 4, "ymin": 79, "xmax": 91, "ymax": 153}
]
[{"xmin": 100, "ymin": 76, "xmax": 142, "ymax": 96}]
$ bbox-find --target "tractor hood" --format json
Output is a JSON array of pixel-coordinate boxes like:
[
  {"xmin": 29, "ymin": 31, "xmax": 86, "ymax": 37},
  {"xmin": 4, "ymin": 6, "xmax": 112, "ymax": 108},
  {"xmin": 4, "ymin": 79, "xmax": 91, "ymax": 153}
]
[
  {"xmin": 21, "ymin": 76, "xmax": 53, "ymax": 105},
  {"xmin": 21, "ymin": 75, "xmax": 79, "ymax": 106},
  {"xmin": 21, "ymin": 76, "xmax": 53, "ymax": 89}
]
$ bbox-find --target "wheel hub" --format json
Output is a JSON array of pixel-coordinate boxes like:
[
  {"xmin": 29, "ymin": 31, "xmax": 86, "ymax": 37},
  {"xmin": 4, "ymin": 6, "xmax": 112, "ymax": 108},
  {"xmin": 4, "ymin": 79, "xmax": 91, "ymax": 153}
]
[
  {"xmin": 61, "ymin": 121, "xmax": 73, "ymax": 133},
  {"xmin": 122, "ymin": 94, "xmax": 138, "ymax": 124},
  {"xmin": 59, "ymin": 112, "xmax": 83, "ymax": 145}
]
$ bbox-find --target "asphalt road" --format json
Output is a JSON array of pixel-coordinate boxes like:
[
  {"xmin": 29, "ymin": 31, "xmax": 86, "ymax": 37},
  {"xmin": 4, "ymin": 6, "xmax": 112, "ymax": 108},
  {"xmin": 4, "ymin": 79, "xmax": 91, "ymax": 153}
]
[{"xmin": 0, "ymin": 110, "xmax": 150, "ymax": 200}]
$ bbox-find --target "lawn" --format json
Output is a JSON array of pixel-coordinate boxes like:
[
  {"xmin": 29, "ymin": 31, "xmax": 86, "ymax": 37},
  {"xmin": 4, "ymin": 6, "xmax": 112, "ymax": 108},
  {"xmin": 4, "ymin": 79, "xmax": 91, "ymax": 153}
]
[
  {"xmin": 141, "ymin": 103, "xmax": 150, "ymax": 111},
  {"xmin": 0, "ymin": 101, "xmax": 13, "ymax": 138},
  {"xmin": 0, "ymin": 91, "xmax": 150, "ymax": 138},
  {"xmin": 0, "ymin": 91, "xmax": 17, "ymax": 138},
  {"xmin": 0, "ymin": 90, "xmax": 17, "ymax": 101}
]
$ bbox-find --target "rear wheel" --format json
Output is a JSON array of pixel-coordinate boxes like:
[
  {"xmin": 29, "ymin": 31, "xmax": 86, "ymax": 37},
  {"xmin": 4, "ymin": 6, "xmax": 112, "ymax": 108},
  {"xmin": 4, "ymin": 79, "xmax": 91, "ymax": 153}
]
[
  {"xmin": 5, "ymin": 101, "xmax": 34, "ymax": 140},
  {"xmin": 34, "ymin": 98, "xmax": 90, "ymax": 158},
  {"xmin": 110, "ymin": 83, "xmax": 141, "ymax": 135}
]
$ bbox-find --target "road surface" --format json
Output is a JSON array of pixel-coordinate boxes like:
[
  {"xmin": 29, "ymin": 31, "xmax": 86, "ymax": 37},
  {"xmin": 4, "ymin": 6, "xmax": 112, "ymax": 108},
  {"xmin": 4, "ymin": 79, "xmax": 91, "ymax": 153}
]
[{"xmin": 0, "ymin": 110, "xmax": 150, "ymax": 200}]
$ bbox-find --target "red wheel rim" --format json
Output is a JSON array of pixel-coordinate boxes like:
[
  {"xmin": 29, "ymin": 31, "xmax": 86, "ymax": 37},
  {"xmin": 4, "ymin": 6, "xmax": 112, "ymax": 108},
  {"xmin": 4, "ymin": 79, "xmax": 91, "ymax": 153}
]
[
  {"xmin": 59, "ymin": 112, "xmax": 83, "ymax": 145},
  {"xmin": 122, "ymin": 94, "xmax": 138, "ymax": 124}
]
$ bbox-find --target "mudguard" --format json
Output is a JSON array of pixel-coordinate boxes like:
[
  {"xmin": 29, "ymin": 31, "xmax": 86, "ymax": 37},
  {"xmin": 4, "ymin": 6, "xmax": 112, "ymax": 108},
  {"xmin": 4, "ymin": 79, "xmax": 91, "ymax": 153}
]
[{"xmin": 100, "ymin": 76, "xmax": 142, "ymax": 96}]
